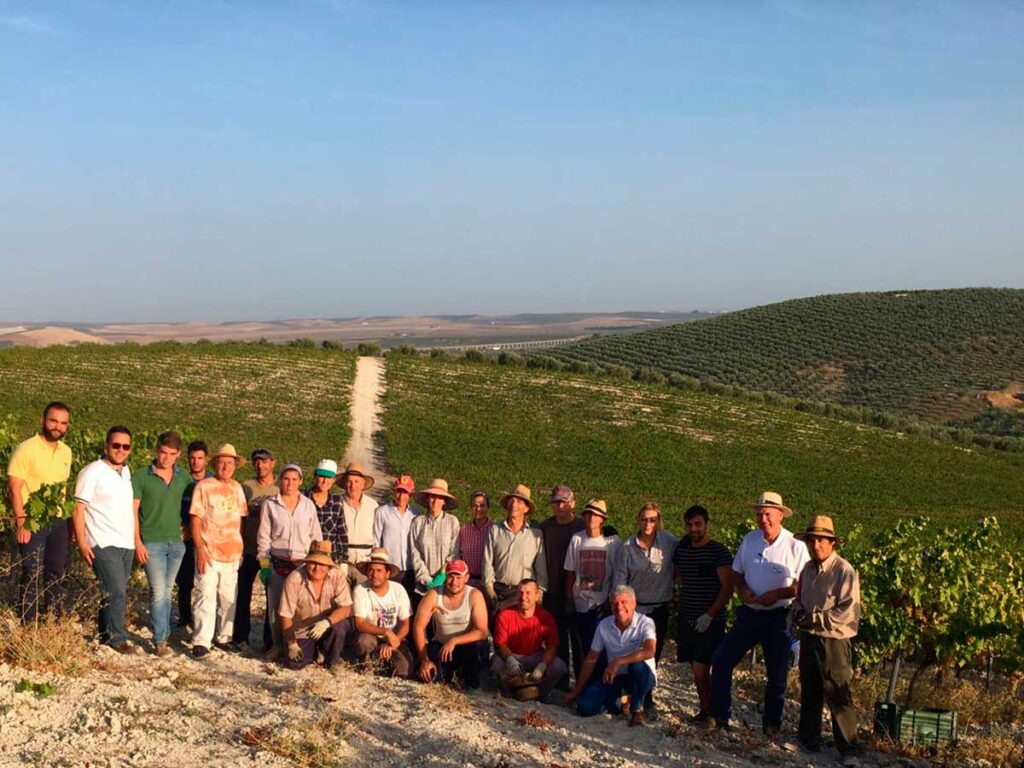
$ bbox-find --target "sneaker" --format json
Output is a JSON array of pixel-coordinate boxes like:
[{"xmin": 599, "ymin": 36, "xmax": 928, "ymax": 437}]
[
  {"xmin": 154, "ymin": 643, "xmax": 172, "ymax": 658},
  {"xmin": 629, "ymin": 710, "xmax": 645, "ymax": 728},
  {"xmin": 192, "ymin": 645, "xmax": 210, "ymax": 659}
]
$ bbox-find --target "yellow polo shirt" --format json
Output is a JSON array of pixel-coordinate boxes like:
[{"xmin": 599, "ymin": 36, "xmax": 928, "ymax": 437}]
[{"xmin": 7, "ymin": 434, "xmax": 73, "ymax": 505}]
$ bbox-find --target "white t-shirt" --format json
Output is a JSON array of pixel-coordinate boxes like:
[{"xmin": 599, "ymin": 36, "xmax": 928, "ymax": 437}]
[
  {"xmin": 591, "ymin": 611, "xmax": 658, "ymax": 680},
  {"xmin": 353, "ymin": 580, "xmax": 412, "ymax": 631},
  {"xmin": 732, "ymin": 528, "xmax": 810, "ymax": 610},
  {"xmin": 74, "ymin": 459, "xmax": 134, "ymax": 549},
  {"xmin": 564, "ymin": 531, "xmax": 622, "ymax": 612}
]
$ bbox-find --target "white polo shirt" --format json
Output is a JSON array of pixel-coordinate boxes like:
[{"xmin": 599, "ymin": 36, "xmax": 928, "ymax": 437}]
[
  {"xmin": 732, "ymin": 527, "xmax": 810, "ymax": 610},
  {"xmin": 591, "ymin": 611, "xmax": 658, "ymax": 680},
  {"xmin": 74, "ymin": 459, "xmax": 134, "ymax": 550}
]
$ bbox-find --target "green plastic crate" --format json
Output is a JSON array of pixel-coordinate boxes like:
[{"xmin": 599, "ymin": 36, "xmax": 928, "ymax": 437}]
[{"xmin": 898, "ymin": 707, "xmax": 958, "ymax": 747}]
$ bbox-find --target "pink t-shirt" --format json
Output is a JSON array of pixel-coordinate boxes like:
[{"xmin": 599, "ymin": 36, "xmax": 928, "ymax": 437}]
[{"xmin": 190, "ymin": 478, "xmax": 246, "ymax": 562}]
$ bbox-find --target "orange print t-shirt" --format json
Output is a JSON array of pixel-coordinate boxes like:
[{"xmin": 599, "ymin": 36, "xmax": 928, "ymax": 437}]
[{"xmin": 189, "ymin": 477, "xmax": 247, "ymax": 562}]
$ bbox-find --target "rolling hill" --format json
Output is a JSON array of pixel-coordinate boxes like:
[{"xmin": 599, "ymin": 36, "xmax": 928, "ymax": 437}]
[{"xmin": 536, "ymin": 288, "xmax": 1024, "ymax": 436}]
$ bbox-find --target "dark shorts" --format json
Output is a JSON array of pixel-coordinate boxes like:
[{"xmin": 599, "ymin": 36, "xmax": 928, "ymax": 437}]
[{"xmin": 676, "ymin": 617, "xmax": 726, "ymax": 665}]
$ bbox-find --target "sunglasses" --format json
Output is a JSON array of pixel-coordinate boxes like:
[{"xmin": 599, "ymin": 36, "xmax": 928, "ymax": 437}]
[
  {"xmin": 109, "ymin": 442, "xmax": 132, "ymax": 451},
  {"xmin": 640, "ymin": 516, "xmax": 659, "ymax": 523}
]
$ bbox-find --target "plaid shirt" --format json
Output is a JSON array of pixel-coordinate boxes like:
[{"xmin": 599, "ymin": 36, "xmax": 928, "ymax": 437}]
[
  {"xmin": 459, "ymin": 519, "xmax": 494, "ymax": 581},
  {"xmin": 409, "ymin": 511, "xmax": 461, "ymax": 588},
  {"xmin": 305, "ymin": 488, "xmax": 348, "ymax": 565}
]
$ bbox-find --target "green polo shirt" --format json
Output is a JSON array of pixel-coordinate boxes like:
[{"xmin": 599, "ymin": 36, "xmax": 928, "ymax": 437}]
[{"xmin": 133, "ymin": 464, "xmax": 191, "ymax": 543}]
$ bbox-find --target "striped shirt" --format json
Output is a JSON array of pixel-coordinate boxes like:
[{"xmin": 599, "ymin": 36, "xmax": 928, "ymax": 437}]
[
  {"xmin": 305, "ymin": 488, "xmax": 349, "ymax": 565},
  {"xmin": 409, "ymin": 511, "xmax": 461, "ymax": 588},
  {"xmin": 673, "ymin": 539, "xmax": 732, "ymax": 622},
  {"xmin": 458, "ymin": 519, "xmax": 494, "ymax": 581}
]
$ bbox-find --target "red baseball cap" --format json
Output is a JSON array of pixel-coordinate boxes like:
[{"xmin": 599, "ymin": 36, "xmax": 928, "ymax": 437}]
[
  {"xmin": 445, "ymin": 560, "xmax": 469, "ymax": 576},
  {"xmin": 393, "ymin": 475, "xmax": 415, "ymax": 494}
]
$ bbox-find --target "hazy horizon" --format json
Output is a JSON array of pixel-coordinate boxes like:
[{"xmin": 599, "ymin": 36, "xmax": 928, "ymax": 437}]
[{"xmin": 3, "ymin": 3, "xmax": 1023, "ymax": 323}]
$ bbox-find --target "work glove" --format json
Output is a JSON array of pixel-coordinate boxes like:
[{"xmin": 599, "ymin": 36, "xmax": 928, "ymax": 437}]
[
  {"xmin": 287, "ymin": 643, "xmax": 303, "ymax": 663},
  {"xmin": 694, "ymin": 613, "xmax": 713, "ymax": 633},
  {"xmin": 504, "ymin": 656, "xmax": 523, "ymax": 678},
  {"xmin": 259, "ymin": 558, "xmax": 272, "ymax": 586},
  {"xmin": 308, "ymin": 619, "xmax": 331, "ymax": 640},
  {"xmin": 529, "ymin": 662, "xmax": 547, "ymax": 681},
  {"xmin": 426, "ymin": 571, "xmax": 446, "ymax": 590}
]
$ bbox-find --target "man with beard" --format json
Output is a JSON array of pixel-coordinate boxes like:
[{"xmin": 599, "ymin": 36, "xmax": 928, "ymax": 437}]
[
  {"xmin": 233, "ymin": 447, "xmax": 277, "ymax": 649},
  {"xmin": 672, "ymin": 504, "xmax": 733, "ymax": 723},
  {"xmin": 7, "ymin": 401, "xmax": 73, "ymax": 622},
  {"xmin": 72, "ymin": 426, "xmax": 137, "ymax": 653},
  {"xmin": 351, "ymin": 547, "xmax": 414, "ymax": 678},
  {"xmin": 176, "ymin": 440, "xmax": 211, "ymax": 630}
]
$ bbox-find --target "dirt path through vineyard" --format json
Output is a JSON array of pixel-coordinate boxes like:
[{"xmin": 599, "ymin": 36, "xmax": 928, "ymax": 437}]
[{"xmin": 345, "ymin": 356, "xmax": 392, "ymax": 485}]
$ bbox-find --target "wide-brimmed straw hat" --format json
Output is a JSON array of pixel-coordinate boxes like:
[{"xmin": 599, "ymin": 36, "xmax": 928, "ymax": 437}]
[
  {"xmin": 304, "ymin": 540, "xmax": 335, "ymax": 567},
  {"xmin": 794, "ymin": 515, "xmax": 844, "ymax": 545},
  {"xmin": 415, "ymin": 478, "xmax": 458, "ymax": 510},
  {"xmin": 582, "ymin": 499, "xmax": 608, "ymax": 519},
  {"xmin": 750, "ymin": 490, "xmax": 793, "ymax": 518},
  {"xmin": 212, "ymin": 444, "xmax": 246, "ymax": 466},
  {"xmin": 355, "ymin": 547, "xmax": 400, "ymax": 578},
  {"xmin": 502, "ymin": 674, "xmax": 541, "ymax": 702},
  {"xmin": 336, "ymin": 461, "xmax": 375, "ymax": 490},
  {"xmin": 499, "ymin": 483, "xmax": 536, "ymax": 514}
]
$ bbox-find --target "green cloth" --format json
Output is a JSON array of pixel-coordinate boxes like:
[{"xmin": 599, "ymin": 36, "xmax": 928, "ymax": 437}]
[{"xmin": 133, "ymin": 465, "xmax": 191, "ymax": 543}]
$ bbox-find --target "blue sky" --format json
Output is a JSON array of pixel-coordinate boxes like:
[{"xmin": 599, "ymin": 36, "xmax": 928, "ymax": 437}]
[{"xmin": 1, "ymin": 1, "xmax": 1022, "ymax": 322}]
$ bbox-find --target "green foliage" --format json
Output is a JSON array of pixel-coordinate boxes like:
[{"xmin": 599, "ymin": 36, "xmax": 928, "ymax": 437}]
[
  {"xmin": 356, "ymin": 342, "xmax": 381, "ymax": 357},
  {"xmin": 15, "ymin": 679, "xmax": 56, "ymax": 698},
  {"xmin": 286, "ymin": 337, "xmax": 317, "ymax": 349},
  {"xmin": 533, "ymin": 289, "xmax": 1024, "ymax": 438}
]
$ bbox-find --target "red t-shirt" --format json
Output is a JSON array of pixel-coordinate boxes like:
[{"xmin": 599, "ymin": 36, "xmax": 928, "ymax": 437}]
[{"xmin": 494, "ymin": 606, "xmax": 559, "ymax": 656}]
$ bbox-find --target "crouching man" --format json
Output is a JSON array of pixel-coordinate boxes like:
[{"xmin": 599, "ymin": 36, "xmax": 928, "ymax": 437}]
[
  {"xmin": 412, "ymin": 559, "xmax": 489, "ymax": 688},
  {"xmin": 278, "ymin": 541, "xmax": 352, "ymax": 671},
  {"xmin": 564, "ymin": 585, "xmax": 657, "ymax": 727},
  {"xmin": 491, "ymin": 578, "xmax": 568, "ymax": 696},
  {"xmin": 351, "ymin": 547, "xmax": 415, "ymax": 678}
]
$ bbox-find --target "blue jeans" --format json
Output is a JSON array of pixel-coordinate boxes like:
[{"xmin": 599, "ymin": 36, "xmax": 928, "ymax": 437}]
[
  {"xmin": 92, "ymin": 546, "xmax": 134, "ymax": 647},
  {"xmin": 18, "ymin": 519, "xmax": 70, "ymax": 622},
  {"xmin": 709, "ymin": 605, "xmax": 792, "ymax": 729},
  {"xmin": 577, "ymin": 659, "xmax": 656, "ymax": 717},
  {"xmin": 143, "ymin": 541, "xmax": 186, "ymax": 644}
]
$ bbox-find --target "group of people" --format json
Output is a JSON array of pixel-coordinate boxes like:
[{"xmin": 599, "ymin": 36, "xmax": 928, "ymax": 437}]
[{"xmin": 7, "ymin": 402, "xmax": 862, "ymax": 755}]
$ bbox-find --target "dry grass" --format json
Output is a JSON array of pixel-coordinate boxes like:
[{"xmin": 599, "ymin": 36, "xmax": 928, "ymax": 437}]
[
  {"xmin": 419, "ymin": 678, "xmax": 471, "ymax": 714},
  {"xmin": 0, "ymin": 608, "xmax": 92, "ymax": 675},
  {"xmin": 239, "ymin": 706, "xmax": 355, "ymax": 767},
  {"xmin": 519, "ymin": 708, "xmax": 552, "ymax": 729}
]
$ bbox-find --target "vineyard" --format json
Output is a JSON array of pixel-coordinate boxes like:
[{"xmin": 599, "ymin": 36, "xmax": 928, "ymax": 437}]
[
  {"xmin": 0, "ymin": 341, "xmax": 357, "ymax": 490},
  {"xmin": 532, "ymin": 288, "xmax": 1024, "ymax": 436},
  {"xmin": 380, "ymin": 354, "xmax": 1024, "ymax": 672}
]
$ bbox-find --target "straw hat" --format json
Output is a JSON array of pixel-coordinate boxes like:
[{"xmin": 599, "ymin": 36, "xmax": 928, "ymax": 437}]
[
  {"xmin": 581, "ymin": 499, "xmax": 608, "ymax": 519},
  {"xmin": 355, "ymin": 547, "xmax": 400, "ymax": 578},
  {"xmin": 499, "ymin": 483, "xmax": 536, "ymax": 514},
  {"xmin": 750, "ymin": 490, "xmax": 793, "ymax": 518},
  {"xmin": 794, "ymin": 515, "xmax": 844, "ymax": 545},
  {"xmin": 304, "ymin": 540, "xmax": 335, "ymax": 567},
  {"xmin": 502, "ymin": 674, "xmax": 541, "ymax": 702},
  {"xmin": 211, "ymin": 443, "xmax": 246, "ymax": 466},
  {"xmin": 337, "ymin": 461, "xmax": 375, "ymax": 490},
  {"xmin": 415, "ymin": 478, "xmax": 458, "ymax": 511}
]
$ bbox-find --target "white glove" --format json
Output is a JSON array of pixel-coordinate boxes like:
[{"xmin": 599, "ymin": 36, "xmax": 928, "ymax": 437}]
[
  {"xmin": 308, "ymin": 619, "xmax": 331, "ymax": 640},
  {"xmin": 694, "ymin": 613, "xmax": 713, "ymax": 633},
  {"xmin": 529, "ymin": 661, "xmax": 547, "ymax": 681},
  {"xmin": 504, "ymin": 655, "xmax": 523, "ymax": 677}
]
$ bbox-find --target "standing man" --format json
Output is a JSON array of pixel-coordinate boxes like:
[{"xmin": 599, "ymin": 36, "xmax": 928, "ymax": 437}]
[
  {"xmin": 564, "ymin": 500, "xmax": 623, "ymax": 680},
  {"xmin": 132, "ymin": 430, "xmax": 190, "ymax": 656},
  {"xmin": 176, "ymin": 440, "xmax": 211, "ymax": 630},
  {"xmin": 72, "ymin": 426, "xmax": 136, "ymax": 653},
  {"xmin": 279, "ymin": 541, "xmax": 352, "ymax": 672},
  {"xmin": 351, "ymin": 547, "xmax": 415, "ymax": 678},
  {"xmin": 491, "ymin": 579, "xmax": 568, "ymax": 694},
  {"xmin": 233, "ymin": 447, "xmax": 277, "ymax": 649},
  {"xmin": 709, "ymin": 491, "xmax": 810, "ymax": 734},
  {"xmin": 337, "ymin": 462, "xmax": 378, "ymax": 575},
  {"xmin": 791, "ymin": 516, "xmax": 862, "ymax": 757},
  {"xmin": 482, "ymin": 484, "xmax": 548, "ymax": 611},
  {"xmin": 374, "ymin": 474, "xmax": 419, "ymax": 594},
  {"xmin": 257, "ymin": 464, "xmax": 322, "ymax": 658},
  {"xmin": 458, "ymin": 492, "xmax": 493, "ymax": 590},
  {"xmin": 189, "ymin": 444, "xmax": 248, "ymax": 658},
  {"xmin": 409, "ymin": 478, "xmax": 461, "ymax": 599},
  {"xmin": 673, "ymin": 504, "xmax": 733, "ymax": 723},
  {"xmin": 539, "ymin": 484, "xmax": 585, "ymax": 682},
  {"xmin": 564, "ymin": 585, "xmax": 657, "ymax": 727},
  {"xmin": 305, "ymin": 459, "xmax": 349, "ymax": 567},
  {"xmin": 412, "ymin": 560, "xmax": 489, "ymax": 688},
  {"xmin": 7, "ymin": 401, "xmax": 73, "ymax": 622}
]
